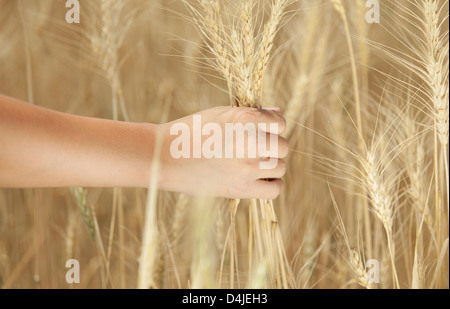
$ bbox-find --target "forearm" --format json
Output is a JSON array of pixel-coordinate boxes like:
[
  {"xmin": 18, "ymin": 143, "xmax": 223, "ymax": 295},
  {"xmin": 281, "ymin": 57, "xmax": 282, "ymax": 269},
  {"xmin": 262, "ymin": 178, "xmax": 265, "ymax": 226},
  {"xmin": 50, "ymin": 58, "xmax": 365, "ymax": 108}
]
[{"xmin": 0, "ymin": 95, "xmax": 157, "ymax": 188}]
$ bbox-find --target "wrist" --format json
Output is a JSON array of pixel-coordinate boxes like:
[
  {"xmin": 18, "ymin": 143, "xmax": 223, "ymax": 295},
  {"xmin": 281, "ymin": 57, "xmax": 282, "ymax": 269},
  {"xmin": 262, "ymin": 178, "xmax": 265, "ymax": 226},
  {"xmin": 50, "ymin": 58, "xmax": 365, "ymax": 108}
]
[
  {"xmin": 152, "ymin": 122, "xmax": 174, "ymax": 191},
  {"xmin": 132, "ymin": 122, "xmax": 162, "ymax": 188}
]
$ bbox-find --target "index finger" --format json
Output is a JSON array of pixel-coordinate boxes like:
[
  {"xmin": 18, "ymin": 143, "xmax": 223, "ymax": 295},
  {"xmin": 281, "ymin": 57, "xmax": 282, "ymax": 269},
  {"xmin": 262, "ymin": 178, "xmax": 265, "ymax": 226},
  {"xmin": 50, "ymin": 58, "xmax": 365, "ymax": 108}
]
[{"xmin": 257, "ymin": 108, "xmax": 286, "ymax": 135}]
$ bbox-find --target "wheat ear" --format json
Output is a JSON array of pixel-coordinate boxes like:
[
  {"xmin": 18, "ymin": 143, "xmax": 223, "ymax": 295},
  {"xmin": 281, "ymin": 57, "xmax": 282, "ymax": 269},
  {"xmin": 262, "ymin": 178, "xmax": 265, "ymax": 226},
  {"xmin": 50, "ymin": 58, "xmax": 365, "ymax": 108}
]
[
  {"xmin": 253, "ymin": 0, "xmax": 290, "ymax": 101},
  {"xmin": 361, "ymin": 151, "xmax": 400, "ymax": 288},
  {"xmin": 349, "ymin": 249, "xmax": 372, "ymax": 289}
]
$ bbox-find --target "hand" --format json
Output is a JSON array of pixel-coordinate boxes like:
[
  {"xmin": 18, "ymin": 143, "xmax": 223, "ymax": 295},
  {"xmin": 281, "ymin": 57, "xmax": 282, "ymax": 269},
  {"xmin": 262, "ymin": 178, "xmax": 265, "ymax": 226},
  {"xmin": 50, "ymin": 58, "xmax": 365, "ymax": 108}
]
[{"xmin": 158, "ymin": 106, "xmax": 289, "ymax": 199}]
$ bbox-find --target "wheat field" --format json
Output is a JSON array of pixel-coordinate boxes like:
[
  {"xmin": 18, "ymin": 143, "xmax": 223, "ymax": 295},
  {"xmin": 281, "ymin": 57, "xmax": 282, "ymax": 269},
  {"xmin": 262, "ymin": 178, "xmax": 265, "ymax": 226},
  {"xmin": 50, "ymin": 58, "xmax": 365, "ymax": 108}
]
[{"xmin": 0, "ymin": 0, "xmax": 448, "ymax": 289}]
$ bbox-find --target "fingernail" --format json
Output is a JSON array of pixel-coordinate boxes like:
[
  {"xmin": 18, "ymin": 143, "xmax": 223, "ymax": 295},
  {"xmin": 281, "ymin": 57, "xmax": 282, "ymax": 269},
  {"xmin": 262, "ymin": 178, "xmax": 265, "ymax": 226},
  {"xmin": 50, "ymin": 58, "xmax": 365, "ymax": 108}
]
[{"xmin": 263, "ymin": 107, "xmax": 281, "ymax": 115}]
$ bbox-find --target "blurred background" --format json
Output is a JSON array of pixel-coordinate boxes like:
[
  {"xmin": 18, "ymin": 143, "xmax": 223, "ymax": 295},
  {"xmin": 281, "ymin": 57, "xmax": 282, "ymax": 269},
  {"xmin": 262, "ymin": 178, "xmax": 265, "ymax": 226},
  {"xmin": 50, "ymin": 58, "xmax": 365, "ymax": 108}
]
[{"xmin": 0, "ymin": 0, "xmax": 448, "ymax": 289}]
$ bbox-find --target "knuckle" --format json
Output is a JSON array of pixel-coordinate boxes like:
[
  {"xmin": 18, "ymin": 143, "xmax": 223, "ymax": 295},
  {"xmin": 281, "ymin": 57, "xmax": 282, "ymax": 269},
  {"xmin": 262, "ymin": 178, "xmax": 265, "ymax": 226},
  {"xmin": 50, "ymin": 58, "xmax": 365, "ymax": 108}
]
[
  {"xmin": 279, "ymin": 160, "xmax": 287, "ymax": 177},
  {"xmin": 278, "ymin": 116, "xmax": 286, "ymax": 133},
  {"xmin": 263, "ymin": 110, "xmax": 286, "ymax": 130},
  {"xmin": 278, "ymin": 138, "xmax": 289, "ymax": 158},
  {"xmin": 237, "ymin": 108, "xmax": 259, "ymax": 123}
]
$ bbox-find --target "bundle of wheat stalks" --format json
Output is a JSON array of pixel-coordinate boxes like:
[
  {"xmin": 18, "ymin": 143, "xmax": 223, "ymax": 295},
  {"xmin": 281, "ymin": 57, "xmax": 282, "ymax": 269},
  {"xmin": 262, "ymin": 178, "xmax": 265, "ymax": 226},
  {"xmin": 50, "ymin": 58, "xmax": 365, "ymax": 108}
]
[
  {"xmin": 183, "ymin": 0, "xmax": 296, "ymax": 289},
  {"xmin": 0, "ymin": 0, "xmax": 448, "ymax": 289}
]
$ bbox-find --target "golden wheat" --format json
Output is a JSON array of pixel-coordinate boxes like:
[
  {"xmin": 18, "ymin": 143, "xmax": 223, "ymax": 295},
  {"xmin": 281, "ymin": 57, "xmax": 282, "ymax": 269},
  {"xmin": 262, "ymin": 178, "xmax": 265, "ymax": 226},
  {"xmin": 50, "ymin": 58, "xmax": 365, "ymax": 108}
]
[{"xmin": 0, "ymin": 0, "xmax": 448, "ymax": 289}]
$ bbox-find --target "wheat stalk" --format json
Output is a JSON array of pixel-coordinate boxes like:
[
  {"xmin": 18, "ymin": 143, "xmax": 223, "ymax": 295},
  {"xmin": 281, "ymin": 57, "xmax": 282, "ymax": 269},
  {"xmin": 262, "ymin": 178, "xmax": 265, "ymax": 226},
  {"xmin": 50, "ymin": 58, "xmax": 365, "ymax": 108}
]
[
  {"xmin": 90, "ymin": 0, "xmax": 132, "ymax": 121},
  {"xmin": 230, "ymin": 28, "xmax": 254, "ymax": 107},
  {"xmin": 283, "ymin": 3, "xmax": 324, "ymax": 138},
  {"xmin": 253, "ymin": 0, "xmax": 290, "ymax": 102},
  {"xmin": 422, "ymin": 0, "xmax": 449, "ymax": 149},
  {"xmin": 330, "ymin": 0, "xmax": 364, "ymax": 144},
  {"xmin": 330, "ymin": 0, "xmax": 376, "ymax": 264},
  {"xmin": 4, "ymin": 0, "xmax": 450, "ymax": 290},
  {"xmin": 349, "ymin": 248, "xmax": 372, "ymax": 289},
  {"xmin": 387, "ymin": 0, "xmax": 449, "ymax": 222},
  {"xmin": 241, "ymin": 0, "xmax": 255, "ymax": 69},
  {"xmin": 65, "ymin": 211, "xmax": 77, "ymax": 262},
  {"xmin": 183, "ymin": 0, "xmax": 233, "ymax": 103},
  {"xmin": 389, "ymin": 0, "xmax": 450, "ymax": 267},
  {"xmin": 421, "ymin": 1, "xmax": 449, "ymax": 240},
  {"xmin": 172, "ymin": 194, "xmax": 188, "ymax": 251},
  {"xmin": 190, "ymin": 197, "xmax": 219, "ymax": 289},
  {"xmin": 184, "ymin": 0, "xmax": 294, "ymax": 288},
  {"xmin": 397, "ymin": 106, "xmax": 434, "ymax": 228},
  {"xmin": 361, "ymin": 150, "xmax": 400, "ymax": 288},
  {"xmin": 73, "ymin": 187, "xmax": 96, "ymax": 240},
  {"xmin": 284, "ymin": 75, "xmax": 308, "ymax": 137}
]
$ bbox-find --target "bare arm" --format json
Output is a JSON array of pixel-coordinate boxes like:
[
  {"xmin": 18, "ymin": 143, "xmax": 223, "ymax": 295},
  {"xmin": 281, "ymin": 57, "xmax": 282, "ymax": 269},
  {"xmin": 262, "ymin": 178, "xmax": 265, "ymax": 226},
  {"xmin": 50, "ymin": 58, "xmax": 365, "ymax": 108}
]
[
  {"xmin": 0, "ymin": 94, "xmax": 156, "ymax": 188},
  {"xmin": 0, "ymin": 95, "xmax": 288, "ymax": 199}
]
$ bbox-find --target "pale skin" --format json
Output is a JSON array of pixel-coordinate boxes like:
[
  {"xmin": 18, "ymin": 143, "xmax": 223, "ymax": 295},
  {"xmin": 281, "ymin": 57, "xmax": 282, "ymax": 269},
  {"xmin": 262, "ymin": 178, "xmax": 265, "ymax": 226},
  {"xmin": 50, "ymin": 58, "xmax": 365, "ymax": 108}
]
[{"xmin": 0, "ymin": 95, "xmax": 288, "ymax": 199}]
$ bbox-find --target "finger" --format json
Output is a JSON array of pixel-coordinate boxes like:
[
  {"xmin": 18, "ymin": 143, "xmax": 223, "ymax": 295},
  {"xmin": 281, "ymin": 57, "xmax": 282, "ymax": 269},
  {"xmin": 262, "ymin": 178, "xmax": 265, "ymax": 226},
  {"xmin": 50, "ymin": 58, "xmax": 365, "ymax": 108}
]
[
  {"xmin": 258, "ymin": 133, "xmax": 289, "ymax": 159},
  {"xmin": 234, "ymin": 107, "xmax": 286, "ymax": 135},
  {"xmin": 258, "ymin": 108, "xmax": 286, "ymax": 135},
  {"xmin": 252, "ymin": 178, "xmax": 284, "ymax": 199},
  {"xmin": 278, "ymin": 136, "xmax": 289, "ymax": 158},
  {"xmin": 257, "ymin": 159, "xmax": 286, "ymax": 178}
]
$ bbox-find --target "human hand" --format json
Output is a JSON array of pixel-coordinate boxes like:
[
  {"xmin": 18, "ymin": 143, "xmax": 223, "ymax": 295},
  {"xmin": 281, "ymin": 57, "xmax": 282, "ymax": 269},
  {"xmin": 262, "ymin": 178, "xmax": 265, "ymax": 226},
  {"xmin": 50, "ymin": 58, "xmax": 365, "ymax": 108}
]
[{"xmin": 158, "ymin": 106, "xmax": 288, "ymax": 199}]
